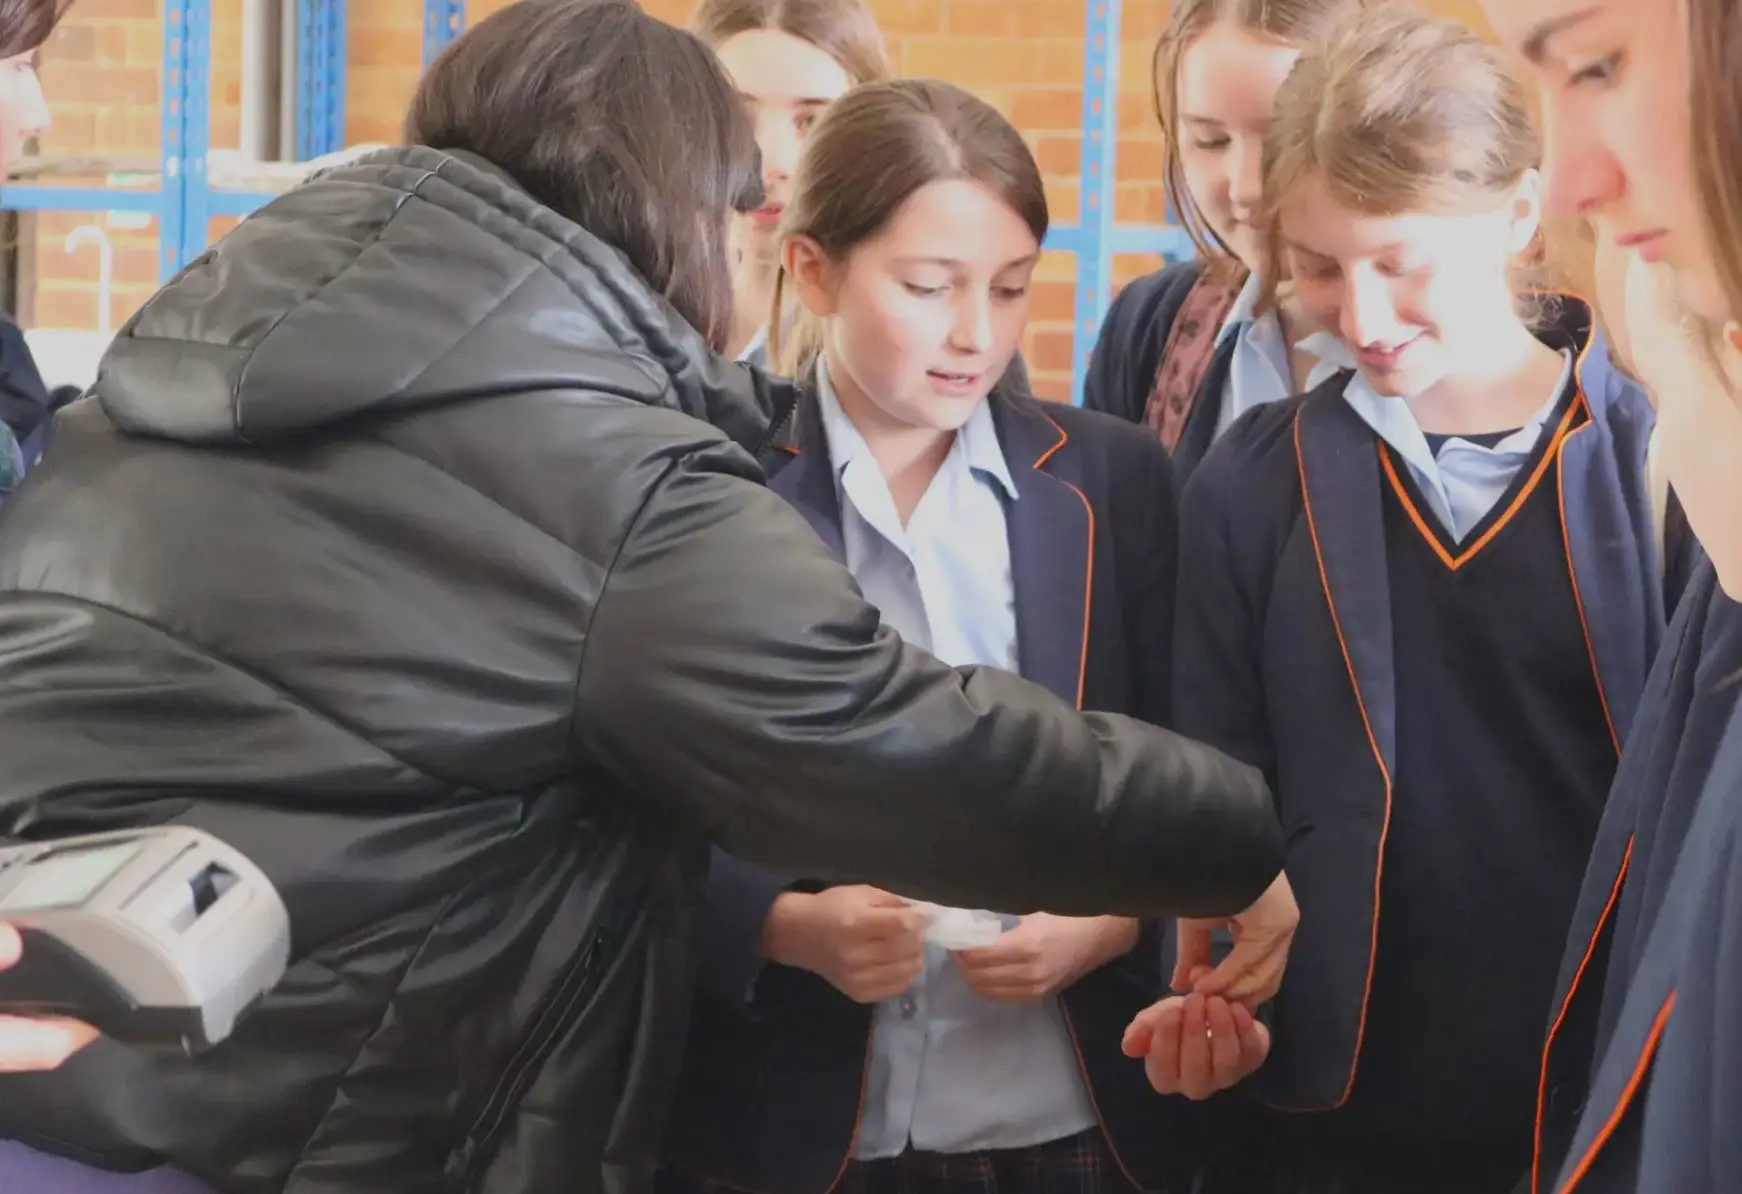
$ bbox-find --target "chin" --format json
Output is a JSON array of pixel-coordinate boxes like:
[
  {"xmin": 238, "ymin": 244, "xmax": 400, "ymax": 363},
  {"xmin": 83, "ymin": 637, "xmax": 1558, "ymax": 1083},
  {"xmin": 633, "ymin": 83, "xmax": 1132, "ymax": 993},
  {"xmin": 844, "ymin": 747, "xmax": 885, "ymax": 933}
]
[
  {"xmin": 1675, "ymin": 263, "xmax": 1732, "ymax": 325},
  {"xmin": 1227, "ymin": 228, "xmax": 1266, "ymax": 274}
]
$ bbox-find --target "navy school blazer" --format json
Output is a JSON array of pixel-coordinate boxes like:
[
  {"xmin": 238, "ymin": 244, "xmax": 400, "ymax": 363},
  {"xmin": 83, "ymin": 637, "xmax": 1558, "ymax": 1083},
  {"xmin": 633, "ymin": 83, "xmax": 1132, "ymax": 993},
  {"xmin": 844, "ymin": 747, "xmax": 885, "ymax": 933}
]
[
  {"xmin": 1529, "ymin": 558, "xmax": 1742, "ymax": 1194},
  {"xmin": 1172, "ymin": 298, "xmax": 1666, "ymax": 1114},
  {"xmin": 660, "ymin": 375, "xmax": 1222, "ymax": 1194},
  {"xmin": 1082, "ymin": 260, "xmax": 1238, "ymax": 490}
]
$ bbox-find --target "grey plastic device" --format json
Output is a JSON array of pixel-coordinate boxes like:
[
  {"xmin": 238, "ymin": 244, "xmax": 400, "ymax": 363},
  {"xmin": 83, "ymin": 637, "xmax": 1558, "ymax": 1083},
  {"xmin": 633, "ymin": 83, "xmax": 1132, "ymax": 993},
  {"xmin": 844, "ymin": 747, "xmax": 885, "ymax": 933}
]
[{"xmin": 0, "ymin": 826, "xmax": 290, "ymax": 1054}]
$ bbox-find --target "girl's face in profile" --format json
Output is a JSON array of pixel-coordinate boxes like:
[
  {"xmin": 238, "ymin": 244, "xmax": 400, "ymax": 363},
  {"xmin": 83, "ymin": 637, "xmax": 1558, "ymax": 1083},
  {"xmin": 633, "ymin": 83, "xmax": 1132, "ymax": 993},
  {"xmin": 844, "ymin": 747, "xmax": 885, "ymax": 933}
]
[
  {"xmin": 713, "ymin": 30, "xmax": 853, "ymax": 274},
  {"xmin": 1482, "ymin": 0, "xmax": 1724, "ymax": 321},
  {"xmin": 1173, "ymin": 22, "xmax": 1303, "ymax": 273}
]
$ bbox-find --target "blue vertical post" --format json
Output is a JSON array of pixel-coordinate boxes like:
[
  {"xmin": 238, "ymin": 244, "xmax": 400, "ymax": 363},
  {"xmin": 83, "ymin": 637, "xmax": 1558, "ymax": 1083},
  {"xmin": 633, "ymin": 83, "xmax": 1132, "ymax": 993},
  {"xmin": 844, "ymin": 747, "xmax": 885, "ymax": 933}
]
[
  {"xmin": 1071, "ymin": 0, "xmax": 1122, "ymax": 405},
  {"xmin": 424, "ymin": 0, "xmax": 465, "ymax": 67},
  {"xmin": 296, "ymin": 0, "xmax": 347, "ymax": 160},
  {"xmin": 158, "ymin": 0, "xmax": 192, "ymax": 281},
  {"xmin": 178, "ymin": 0, "xmax": 212, "ymax": 276}
]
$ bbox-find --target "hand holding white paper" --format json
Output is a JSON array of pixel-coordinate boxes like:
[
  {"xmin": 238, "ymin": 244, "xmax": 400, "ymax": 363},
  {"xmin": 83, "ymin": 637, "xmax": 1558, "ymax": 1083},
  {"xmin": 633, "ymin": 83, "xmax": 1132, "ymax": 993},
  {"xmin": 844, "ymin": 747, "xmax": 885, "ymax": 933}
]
[{"xmin": 905, "ymin": 902, "xmax": 1004, "ymax": 950}]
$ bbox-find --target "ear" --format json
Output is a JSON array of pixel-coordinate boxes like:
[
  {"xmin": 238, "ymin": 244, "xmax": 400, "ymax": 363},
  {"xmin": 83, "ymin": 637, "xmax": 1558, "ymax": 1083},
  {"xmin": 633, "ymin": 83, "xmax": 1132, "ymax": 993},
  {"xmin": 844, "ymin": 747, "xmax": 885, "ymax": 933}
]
[
  {"xmin": 781, "ymin": 235, "xmax": 842, "ymax": 318},
  {"xmin": 1507, "ymin": 169, "xmax": 1545, "ymax": 256}
]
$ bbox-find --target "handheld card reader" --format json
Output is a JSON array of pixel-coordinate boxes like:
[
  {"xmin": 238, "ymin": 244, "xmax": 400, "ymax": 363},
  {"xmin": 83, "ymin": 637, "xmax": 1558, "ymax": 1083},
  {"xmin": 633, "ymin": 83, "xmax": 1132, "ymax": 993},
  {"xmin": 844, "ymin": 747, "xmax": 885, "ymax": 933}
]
[{"xmin": 0, "ymin": 827, "xmax": 290, "ymax": 1055}]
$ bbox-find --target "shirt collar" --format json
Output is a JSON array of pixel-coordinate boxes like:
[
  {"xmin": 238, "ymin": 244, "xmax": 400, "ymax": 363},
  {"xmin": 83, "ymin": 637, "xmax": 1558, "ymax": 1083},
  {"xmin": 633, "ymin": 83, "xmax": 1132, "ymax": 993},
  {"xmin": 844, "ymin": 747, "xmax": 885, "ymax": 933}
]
[
  {"xmin": 1214, "ymin": 272, "xmax": 1267, "ymax": 347},
  {"xmin": 815, "ymin": 358, "xmax": 1018, "ymax": 501},
  {"xmin": 735, "ymin": 324, "xmax": 769, "ymax": 364},
  {"xmin": 1301, "ymin": 328, "xmax": 1571, "ymax": 462}
]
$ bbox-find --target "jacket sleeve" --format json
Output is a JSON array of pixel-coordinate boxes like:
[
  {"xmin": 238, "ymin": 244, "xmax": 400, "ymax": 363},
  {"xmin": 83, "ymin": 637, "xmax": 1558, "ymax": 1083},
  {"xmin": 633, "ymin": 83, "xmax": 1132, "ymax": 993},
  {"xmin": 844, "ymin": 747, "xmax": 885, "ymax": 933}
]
[
  {"xmin": 575, "ymin": 444, "xmax": 1283, "ymax": 921},
  {"xmin": 693, "ymin": 847, "xmax": 792, "ymax": 1008},
  {"xmin": 1171, "ymin": 435, "xmax": 1277, "ymax": 783},
  {"xmin": 1083, "ymin": 263, "xmax": 1198, "ymax": 425},
  {"xmin": 1082, "ymin": 280, "xmax": 1152, "ymax": 423},
  {"xmin": 1130, "ymin": 433, "xmax": 1180, "ymax": 729}
]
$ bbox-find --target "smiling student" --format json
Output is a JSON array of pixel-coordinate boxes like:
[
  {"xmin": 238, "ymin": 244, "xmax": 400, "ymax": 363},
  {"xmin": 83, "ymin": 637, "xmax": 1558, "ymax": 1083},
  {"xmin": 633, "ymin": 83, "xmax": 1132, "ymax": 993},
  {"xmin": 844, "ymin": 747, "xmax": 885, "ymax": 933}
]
[
  {"xmin": 1082, "ymin": 0, "xmax": 1362, "ymax": 487},
  {"xmin": 1480, "ymin": 2, "xmax": 1742, "ymax": 1193},
  {"xmin": 1169, "ymin": 11, "xmax": 1667, "ymax": 1192},
  {"xmin": 659, "ymin": 78, "xmax": 1252, "ymax": 1194},
  {"xmin": 691, "ymin": 0, "xmax": 890, "ymax": 365}
]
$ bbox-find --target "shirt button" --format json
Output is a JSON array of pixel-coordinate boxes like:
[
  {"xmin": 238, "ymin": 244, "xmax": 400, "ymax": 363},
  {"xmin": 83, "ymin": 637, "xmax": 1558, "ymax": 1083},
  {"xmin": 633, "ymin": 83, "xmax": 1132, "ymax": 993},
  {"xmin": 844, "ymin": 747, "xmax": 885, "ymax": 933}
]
[{"xmin": 899, "ymin": 993, "xmax": 918, "ymax": 1020}]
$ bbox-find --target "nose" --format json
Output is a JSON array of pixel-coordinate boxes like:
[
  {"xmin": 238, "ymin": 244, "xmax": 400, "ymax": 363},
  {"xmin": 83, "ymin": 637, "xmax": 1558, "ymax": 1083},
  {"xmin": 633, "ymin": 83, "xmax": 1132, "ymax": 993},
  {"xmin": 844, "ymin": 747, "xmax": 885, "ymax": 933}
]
[
  {"xmin": 755, "ymin": 108, "xmax": 802, "ymax": 183},
  {"xmin": 950, "ymin": 288, "xmax": 994, "ymax": 355},
  {"xmin": 1230, "ymin": 133, "xmax": 1264, "ymax": 217},
  {"xmin": 1340, "ymin": 267, "xmax": 1401, "ymax": 346},
  {"xmin": 1538, "ymin": 98, "xmax": 1621, "ymax": 220}
]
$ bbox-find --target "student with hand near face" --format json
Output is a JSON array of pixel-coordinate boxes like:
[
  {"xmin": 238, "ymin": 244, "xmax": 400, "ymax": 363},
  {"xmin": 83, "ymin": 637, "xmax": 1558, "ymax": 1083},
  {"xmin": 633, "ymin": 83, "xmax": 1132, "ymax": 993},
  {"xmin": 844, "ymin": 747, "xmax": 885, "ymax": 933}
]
[
  {"xmin": 1161, "ymin": 11, "xmax": 1665, "ymax": 1192},
  {"xmin": 1485, "ymin": 2, "xmax": 1742, "ymax": 1192},
  {"xmin": 661, "ymin": 79, "xmax": 1294, "ymax": 1194}
]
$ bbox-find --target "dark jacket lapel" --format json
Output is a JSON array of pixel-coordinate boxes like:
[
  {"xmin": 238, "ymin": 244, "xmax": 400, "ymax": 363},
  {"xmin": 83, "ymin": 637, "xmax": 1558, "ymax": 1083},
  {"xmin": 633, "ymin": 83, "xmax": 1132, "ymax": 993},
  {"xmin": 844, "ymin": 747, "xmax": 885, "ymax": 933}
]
[
  {"xmin": 1556, "ymin": 310, "xmax": 1664, "ymax": 749},
  {"xmin": 1294, "ymin": 395, "xmax": 1398, "ymax": 779},
  {"xmin": 995, "ymin": 394, "xmax": 1090, "ymax": 708},
  {"xmin": 761, "ymin": 390, "xmax": 846, "ymax": 560}
]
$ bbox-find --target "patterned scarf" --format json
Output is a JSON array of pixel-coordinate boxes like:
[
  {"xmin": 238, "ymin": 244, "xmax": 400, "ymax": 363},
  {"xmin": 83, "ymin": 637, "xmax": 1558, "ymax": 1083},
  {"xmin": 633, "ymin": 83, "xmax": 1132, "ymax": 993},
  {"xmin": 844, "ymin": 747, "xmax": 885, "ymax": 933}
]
[{"xmin": 1142, "ymin": 270, "xmax": 1244, "ymax": 450}]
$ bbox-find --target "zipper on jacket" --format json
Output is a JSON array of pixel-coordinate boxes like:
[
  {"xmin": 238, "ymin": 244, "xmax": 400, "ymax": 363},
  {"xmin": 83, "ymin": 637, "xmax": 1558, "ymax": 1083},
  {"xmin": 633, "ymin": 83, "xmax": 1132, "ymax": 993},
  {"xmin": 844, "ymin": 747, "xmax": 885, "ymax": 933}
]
[
  {"xmin": 753, "ymin": 380, "xmax": 800, "ymax": 459},
  {"xmin": 444, "ymin": 887, "xmax": 640, "ymax": 1188}
]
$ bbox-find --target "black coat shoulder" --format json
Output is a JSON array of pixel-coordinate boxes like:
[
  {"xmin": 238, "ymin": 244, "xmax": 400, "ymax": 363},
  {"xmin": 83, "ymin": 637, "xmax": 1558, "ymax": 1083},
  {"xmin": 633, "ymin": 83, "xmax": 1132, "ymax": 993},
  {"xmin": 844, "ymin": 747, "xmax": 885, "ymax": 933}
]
[{"xmin": 1083, "ymin": 260, "xmax": 1204, "ymax": 423}]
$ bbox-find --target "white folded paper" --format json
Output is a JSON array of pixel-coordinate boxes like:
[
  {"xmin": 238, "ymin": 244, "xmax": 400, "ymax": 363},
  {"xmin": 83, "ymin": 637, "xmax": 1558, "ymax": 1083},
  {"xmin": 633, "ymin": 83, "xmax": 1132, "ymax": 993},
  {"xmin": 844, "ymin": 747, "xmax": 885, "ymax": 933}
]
[{"xmin": 905, "ymin": 902, "xmax": 1005, "ymax": 949}]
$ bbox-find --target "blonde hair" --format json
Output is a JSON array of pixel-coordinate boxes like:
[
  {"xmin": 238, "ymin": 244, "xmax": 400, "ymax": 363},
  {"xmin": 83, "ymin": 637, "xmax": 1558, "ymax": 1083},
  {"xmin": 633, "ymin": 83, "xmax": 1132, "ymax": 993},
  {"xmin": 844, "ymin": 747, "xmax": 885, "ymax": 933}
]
[
  {"xmin": 1151, "ymin": 0, "xmax": 1367, "ymax": 278},
  {"xmin": 1258, "ymin": 6, "xmax": 1548, "ymax": 318},
  {"xmin": 768, "ymin": 80, "xmax": 1047, "ymax": 380},
  {"xmin": 690, "ymin": 0, "xmax": 892, "ymax": 88}
]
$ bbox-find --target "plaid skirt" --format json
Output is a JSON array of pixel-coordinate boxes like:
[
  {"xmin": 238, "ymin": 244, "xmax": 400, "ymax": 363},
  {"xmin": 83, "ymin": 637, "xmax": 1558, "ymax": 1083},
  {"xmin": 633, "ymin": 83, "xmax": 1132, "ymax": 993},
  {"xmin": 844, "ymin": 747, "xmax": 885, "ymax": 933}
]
[{"xmin": 666, "ymin": 1128, "xmax": 1144, "ymax": 1194}]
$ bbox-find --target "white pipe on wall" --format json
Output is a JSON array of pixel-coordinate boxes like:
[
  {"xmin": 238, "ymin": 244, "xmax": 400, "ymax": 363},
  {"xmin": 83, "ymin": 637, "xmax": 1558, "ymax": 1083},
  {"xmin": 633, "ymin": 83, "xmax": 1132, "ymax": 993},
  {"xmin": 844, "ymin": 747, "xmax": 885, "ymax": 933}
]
[
  {"xmin": 241, "ymin": 0, "xmax": 283, "ymax": 161},
  {"xmin": 280, "ymin": 0, "xmax": 300, "ymax": 160}
]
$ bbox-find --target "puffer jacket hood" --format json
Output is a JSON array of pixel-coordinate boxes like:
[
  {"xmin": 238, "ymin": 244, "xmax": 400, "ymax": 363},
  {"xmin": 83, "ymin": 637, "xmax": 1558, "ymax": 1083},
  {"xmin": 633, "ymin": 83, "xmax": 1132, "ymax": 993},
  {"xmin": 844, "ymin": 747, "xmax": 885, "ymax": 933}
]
[{"xmin": 96, "ymin": 146, "xmax": 782, "ymax": 455}]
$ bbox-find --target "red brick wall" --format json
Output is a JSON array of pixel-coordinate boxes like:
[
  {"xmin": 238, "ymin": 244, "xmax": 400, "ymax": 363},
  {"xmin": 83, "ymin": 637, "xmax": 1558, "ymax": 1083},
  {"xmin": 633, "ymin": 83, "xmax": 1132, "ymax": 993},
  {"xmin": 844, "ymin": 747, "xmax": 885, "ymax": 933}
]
[{"xmin": 32, "ymin": 0, "xmax": 1578, "ymax": 400}]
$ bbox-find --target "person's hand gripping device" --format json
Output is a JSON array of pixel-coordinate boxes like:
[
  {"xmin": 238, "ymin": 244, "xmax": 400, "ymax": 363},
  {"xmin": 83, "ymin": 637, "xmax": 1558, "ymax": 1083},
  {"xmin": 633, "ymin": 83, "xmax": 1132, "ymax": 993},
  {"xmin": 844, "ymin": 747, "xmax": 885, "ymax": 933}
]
[{"xmin": 0, "ymin": 827, "xmax": 290, "ymax": 1054}]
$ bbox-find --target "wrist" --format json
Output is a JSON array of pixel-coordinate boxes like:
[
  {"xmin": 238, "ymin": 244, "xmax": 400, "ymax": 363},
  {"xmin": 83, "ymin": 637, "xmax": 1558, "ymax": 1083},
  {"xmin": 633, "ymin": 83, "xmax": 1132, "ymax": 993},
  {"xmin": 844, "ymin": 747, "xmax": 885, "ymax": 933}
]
[
  {"xmin": 757, "ymin": 891, "xmax": 814, "ymax": 969},
  {"xmin": 1096, "ymin": 916, "xmax": 1141, "ymax": 963}
]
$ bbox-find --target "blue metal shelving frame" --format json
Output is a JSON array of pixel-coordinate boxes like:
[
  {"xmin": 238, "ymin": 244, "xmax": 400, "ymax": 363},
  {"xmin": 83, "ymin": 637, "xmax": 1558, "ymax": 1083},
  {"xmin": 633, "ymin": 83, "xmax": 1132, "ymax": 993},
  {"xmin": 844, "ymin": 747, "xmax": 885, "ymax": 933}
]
[
  {"xmin": 1041, "ymin": 0, "xmax": 1193, "ymax": 401},
  {"xmin": 424, "ymin": 0, "xmax": 464, "ymax": 67},
  {"xmin": 1, "ymin": 0, "xmax": 1183, "ymax": 398}
]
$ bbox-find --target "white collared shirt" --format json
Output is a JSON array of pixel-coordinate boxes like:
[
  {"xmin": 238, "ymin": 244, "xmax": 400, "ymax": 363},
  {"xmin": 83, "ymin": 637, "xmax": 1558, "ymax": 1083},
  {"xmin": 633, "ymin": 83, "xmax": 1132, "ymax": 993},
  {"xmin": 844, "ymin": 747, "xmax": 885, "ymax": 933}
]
[
  {"xmin": 1299, "ymin": 330, "xmax": 1574, "ymax": 542},
  {"xmin": 1213, "ymin": 273, "xmax": 1345, "ymax": 438}
]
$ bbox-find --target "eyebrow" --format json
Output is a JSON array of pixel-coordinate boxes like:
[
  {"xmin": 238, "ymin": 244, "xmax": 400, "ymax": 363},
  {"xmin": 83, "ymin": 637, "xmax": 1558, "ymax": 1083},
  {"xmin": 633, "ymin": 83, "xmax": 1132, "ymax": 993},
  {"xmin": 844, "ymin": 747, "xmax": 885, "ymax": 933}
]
[
  {"xmin": 1179, "ymin": 114, "xmax": 1227, "ymax": 127},
  {"xmin": 1281, "ymin": 238, "xmax": 1335, "ymax": 260},
  {"xmin": 1521, "ymin": 7, "xmax": 1600, "ymax": 64},
  {"xmin": 740, "ymin": 91, "xmax": 834, "ymax": 108},
  {"xmin": 893, "ymin": 253, "xmax": 1042, "ymax": 270}
]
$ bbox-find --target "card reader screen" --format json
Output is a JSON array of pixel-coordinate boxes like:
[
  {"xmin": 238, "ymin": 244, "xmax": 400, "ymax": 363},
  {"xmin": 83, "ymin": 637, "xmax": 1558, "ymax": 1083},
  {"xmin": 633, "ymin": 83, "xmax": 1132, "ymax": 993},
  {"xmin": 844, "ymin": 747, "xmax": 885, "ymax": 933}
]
[{"xmin": 0, "ymin": 842, "xmax": 142, "ymax": 912}]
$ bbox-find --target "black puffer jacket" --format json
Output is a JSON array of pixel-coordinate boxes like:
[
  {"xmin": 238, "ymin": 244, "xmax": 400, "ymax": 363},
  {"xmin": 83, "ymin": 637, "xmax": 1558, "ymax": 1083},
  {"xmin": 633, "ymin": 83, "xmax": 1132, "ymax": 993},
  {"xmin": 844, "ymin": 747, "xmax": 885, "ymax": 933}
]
[{"xmin": 0, "ymin": 149, "xmax": 1280, "ymax": 1194}]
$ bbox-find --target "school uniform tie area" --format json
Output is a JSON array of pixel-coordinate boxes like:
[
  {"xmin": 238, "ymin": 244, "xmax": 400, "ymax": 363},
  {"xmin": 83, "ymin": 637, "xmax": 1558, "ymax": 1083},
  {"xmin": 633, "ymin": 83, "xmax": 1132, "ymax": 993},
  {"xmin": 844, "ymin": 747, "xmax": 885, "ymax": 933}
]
[{"xmin": 0, "ymin": 1, "xmax": 1740, "ymax": 1194}]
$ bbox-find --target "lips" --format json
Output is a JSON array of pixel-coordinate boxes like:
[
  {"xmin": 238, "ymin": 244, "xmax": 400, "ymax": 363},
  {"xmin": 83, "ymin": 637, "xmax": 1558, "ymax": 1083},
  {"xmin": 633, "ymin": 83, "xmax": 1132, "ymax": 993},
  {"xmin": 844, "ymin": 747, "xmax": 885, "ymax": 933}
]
[
  {"xmin": 926, "ymin": 369, "xmax": 984, "ymax": 397},
  {"xmin": 1354, "ymin": 335, "xmax": 1422, "ymax": 371},
  {"xmin": 1615, "ymin": 229, "xmax": 1667, "ymax": 263}
]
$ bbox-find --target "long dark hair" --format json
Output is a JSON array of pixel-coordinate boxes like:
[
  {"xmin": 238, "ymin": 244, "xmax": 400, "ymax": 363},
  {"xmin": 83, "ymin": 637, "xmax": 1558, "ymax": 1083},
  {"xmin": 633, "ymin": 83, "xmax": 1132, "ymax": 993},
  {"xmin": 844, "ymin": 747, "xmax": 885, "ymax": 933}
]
[
  {"xmin": 406, "ymin": 0, "xmax": 763, "ymax": 351},
  {"xmin": 1, "ymin": 0, "xmax": 71, "ymax": 57},
  {"xmin": 1690, "ymin": 0, "xmax": 1742, "ymax": 330}
]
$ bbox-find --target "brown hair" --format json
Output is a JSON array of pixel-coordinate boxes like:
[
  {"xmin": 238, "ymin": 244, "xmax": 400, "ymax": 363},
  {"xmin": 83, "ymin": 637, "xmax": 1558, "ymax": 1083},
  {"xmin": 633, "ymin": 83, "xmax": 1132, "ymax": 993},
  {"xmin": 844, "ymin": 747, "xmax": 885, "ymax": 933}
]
[
  {"xmin": 1258, "ymin": 7, "xmax": 1547, "ymax": 317},
  {"xmin": 407, "ymin": 0, "xmax": 761, "ymax": 353},
  {"xmin": 1151, "ymin": 0, "xmax": 1364, "ymax": 276},
  {"xmin": 1690, "ymin": 0, "xmax": 1742, "ymax": 327},
  {"xmin": 691, "ymin": 0, "xmax": 891, "ymax": 89},
  {"xmin": 0, "ymin": 0, "xmax": 70, "ymax": 58},
  {"xmin": 768, "ymin": 78, "xmax": 1047, "ymax": 378}
]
